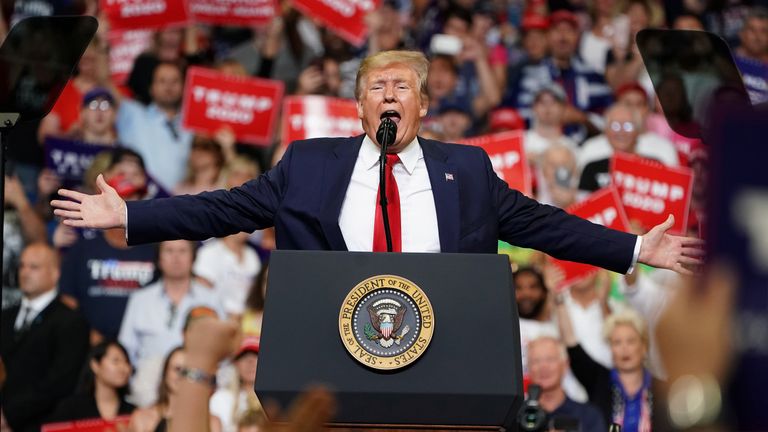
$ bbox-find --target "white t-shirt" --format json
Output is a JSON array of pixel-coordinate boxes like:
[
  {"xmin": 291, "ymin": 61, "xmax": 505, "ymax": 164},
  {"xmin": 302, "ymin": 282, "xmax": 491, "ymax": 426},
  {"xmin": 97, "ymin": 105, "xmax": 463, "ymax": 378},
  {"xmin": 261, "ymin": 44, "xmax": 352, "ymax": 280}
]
[
  {"xmin": 524, "ymin": 130, "xmax": 578, "ymax": 159},
  {"xmin": 563, "ymin": 293, "xmax": 613, "ymax": 369},
  {"xmin": 194, "ymin": 240, "xmax": 262, "ymax": 315}
]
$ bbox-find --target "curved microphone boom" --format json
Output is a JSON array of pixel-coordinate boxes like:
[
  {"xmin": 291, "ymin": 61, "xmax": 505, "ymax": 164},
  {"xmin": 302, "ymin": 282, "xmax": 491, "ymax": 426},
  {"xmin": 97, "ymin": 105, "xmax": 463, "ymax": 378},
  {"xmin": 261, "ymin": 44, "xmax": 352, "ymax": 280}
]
[{"xmin": 376, "ymin": 117, "xmax": 397, "ymax": 252}]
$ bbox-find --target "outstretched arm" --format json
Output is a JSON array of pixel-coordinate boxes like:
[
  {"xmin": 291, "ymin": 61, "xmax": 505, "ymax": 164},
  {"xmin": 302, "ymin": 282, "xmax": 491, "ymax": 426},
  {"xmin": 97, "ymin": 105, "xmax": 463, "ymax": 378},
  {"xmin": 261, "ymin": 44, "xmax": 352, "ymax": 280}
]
[
  {"xmin": 638, "ymin": 215, "xmax": 705, "ymax": 275},
  {"xmin": 51, "ymin": 174, "xmax": 127, "ymax": 229}
]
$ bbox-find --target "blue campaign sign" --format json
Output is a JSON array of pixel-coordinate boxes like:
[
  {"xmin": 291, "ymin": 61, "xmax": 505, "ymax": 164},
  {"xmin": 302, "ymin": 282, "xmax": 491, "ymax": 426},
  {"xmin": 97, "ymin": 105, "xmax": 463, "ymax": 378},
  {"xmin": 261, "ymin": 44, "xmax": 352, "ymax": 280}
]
[{"xmin": 44, "ymin": 137, "xmax": 107, "ymax": 187}]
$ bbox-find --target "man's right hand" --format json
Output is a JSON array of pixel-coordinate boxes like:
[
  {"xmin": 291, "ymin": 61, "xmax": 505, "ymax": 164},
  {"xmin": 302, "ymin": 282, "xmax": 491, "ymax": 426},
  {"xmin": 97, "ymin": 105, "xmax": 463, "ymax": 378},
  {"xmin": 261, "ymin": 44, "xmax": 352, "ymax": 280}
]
[{"xmin": 51, "ymin": 174, "xmax": 127, "ymax": 229}]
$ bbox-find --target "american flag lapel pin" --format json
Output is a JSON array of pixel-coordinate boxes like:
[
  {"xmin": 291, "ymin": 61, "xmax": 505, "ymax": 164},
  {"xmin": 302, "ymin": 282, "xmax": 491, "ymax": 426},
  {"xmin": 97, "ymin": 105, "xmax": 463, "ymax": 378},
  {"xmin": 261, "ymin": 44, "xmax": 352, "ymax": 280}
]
[{"xmin": 445, "ymin": 173, "xmax": 454, "ymax": 181}]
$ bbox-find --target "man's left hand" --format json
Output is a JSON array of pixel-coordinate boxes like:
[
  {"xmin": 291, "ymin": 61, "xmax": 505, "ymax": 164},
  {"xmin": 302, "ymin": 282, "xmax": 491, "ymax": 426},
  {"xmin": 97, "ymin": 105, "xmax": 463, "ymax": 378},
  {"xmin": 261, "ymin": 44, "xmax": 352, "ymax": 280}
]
[{"xmin": 639, "ymin": 215, "xmax": 705, "ymax": 275}]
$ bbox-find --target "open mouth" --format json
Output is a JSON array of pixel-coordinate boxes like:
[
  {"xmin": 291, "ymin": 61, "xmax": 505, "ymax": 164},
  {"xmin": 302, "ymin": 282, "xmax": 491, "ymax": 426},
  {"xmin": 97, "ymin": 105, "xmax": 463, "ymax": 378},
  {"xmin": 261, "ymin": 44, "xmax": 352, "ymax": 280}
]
[{"xmin": 380, "ymin": 110, "xmax": 401, "ymax": 124}]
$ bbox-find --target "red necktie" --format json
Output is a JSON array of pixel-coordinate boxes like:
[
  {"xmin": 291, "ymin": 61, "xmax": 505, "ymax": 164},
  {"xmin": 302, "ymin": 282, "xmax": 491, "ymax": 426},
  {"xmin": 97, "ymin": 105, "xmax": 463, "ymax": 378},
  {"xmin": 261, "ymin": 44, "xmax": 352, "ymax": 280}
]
[{"xmin": 373, "ymin": 154, "xmax": 402, "ymax": 252}]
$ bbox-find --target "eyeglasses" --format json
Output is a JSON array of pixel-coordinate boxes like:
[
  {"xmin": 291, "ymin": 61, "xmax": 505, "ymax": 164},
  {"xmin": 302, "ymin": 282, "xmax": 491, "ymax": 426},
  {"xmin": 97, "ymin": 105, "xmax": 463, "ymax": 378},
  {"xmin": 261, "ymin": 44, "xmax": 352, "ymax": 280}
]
[
  {"xmin": 87, "ymin": 99, "xmax": 112, "ymax": 111},
  {"xmin": 609, "ymin": 121, "xmax": 636, "ymax": 133}
]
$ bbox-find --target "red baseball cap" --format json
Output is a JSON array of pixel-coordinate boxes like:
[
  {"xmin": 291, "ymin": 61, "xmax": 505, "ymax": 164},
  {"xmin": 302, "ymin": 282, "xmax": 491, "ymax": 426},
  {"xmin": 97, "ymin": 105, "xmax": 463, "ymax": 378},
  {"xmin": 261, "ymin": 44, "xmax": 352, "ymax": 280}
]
[
  {"xmin": 234, "ymin": 336, "xmax": 260, "ymax": 359},
  {"xmin": 615, "ymin": 82, "xmax": 649, "ymax": 104},
  {"xmin": 522, "ymin": 13, "xmax": 549, "ymax": 32},
  {"xmin": 490, "ymin": 108, "xmax": 525, "ymax": 131},
  {"xmin": 549, "ymin": 10, "xmax": 579, "ymax": 29}
]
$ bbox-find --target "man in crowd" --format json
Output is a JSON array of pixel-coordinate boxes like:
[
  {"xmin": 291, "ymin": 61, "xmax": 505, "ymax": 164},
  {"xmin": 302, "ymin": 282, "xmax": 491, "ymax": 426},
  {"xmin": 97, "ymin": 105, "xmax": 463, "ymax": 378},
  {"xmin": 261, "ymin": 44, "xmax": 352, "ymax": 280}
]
[
  {"xmin": 734, "ymin": 7, "xmax": 768, "ymax": 105},
  {"xmin": 0, "ymin": 243, "xmax": 89, "ymax": 432},
  {"xmin": 53, "ymin": 50, "xmax": 702, "ymax": 285},
  {"xmin": 59, "ymin": 148, "xmax": 158, "ymax": 344},
  {"xmin": 524, "ymin": 84, "xmax": 577, "ymax": 160},
  {"xmin": 515, "ymin": 266, "xmax": 587, "ymax": 402},
  {"xmin": 505, "ymin": 10, "xmax": 614, "ymax": 141},
  {"xmin": 527, "ymin": 336, "xmax": 606, "ymax": 431},
  {"xmin": 72, "ymin": 87, "xmax": 119, "ymax": 146},
  {"xmin": 117, "ymin": 61, "xmax": 192, "ymax": 191},
  {"xmin": 119, "ymin": 240, "xmax": 224, "ymax": 406},
  {"xmin": 578, "ymin": 103, "xmax": 678, "ymax": 192}
]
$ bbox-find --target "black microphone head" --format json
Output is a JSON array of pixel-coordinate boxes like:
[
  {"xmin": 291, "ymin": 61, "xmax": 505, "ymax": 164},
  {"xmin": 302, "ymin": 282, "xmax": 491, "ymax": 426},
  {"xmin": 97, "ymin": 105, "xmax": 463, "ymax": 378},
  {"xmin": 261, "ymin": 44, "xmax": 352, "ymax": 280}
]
[
  {"xmin": 527, "ymin": 384, "xmax": 542, "ymax": 401},
  {"xmin": 376, "ymin": 117, "xmax": 398, "ymax": 147}
]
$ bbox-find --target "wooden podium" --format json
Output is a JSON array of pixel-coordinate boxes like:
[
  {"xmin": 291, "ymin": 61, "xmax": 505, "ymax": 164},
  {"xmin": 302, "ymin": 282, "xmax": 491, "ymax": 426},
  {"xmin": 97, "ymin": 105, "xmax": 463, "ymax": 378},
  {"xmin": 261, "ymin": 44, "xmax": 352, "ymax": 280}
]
[{"xmin": 255, "ymin": 251, "xmax": 524, "ymax": 430}]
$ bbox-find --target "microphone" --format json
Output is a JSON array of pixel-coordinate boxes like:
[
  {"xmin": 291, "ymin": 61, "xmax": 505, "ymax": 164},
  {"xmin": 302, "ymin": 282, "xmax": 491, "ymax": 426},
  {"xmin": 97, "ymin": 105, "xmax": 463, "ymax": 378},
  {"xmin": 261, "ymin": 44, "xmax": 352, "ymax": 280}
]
[
  {"xmin": 376, "ymin": 116, "xmax": 397, "ymax": 148},
  {"xmin": 376, "ymin": 117, "xmax": 397, "ymax": 252}
]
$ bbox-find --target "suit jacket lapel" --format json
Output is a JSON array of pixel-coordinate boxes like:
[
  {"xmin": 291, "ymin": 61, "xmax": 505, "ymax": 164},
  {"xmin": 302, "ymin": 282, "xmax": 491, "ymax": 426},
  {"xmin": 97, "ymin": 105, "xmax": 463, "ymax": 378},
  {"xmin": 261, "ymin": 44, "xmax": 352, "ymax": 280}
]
[
  {"xmin": 421, "ymin": 138, "xmax": 460, "ymax": 253},
  {"xmin": 318, "ymin": 135, "xmax": 365, "ymax": 251}
]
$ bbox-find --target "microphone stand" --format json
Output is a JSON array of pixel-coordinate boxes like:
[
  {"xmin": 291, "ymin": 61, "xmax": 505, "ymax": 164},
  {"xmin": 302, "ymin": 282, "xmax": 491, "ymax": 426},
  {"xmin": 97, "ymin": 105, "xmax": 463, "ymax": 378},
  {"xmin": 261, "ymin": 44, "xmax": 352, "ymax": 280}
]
[{"xmin": 378, "ymin": 138, "xmax": 393, "ymax": 252}]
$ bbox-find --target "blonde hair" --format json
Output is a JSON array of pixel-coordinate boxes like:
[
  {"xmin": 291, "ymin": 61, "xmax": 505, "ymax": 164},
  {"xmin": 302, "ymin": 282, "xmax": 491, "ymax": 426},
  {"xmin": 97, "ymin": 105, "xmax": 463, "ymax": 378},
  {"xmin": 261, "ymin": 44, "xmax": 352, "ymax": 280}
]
[
  {"xmin": 603, "ymin": 308, "xmax": 649, "ymax": 347},
  {"xmin": 527, "ymin": 335, "xmax": 568, "ymax": 363},
  {"xmin": 355, "ymin": 50, "xmax": 429, "ymax": 101}
]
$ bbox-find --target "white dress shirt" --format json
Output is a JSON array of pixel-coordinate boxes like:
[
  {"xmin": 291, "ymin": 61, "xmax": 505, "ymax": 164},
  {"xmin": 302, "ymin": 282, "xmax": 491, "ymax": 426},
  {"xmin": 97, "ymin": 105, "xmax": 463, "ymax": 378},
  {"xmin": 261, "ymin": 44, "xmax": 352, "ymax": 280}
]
[
  {"xmin": 339, "ymin": 136, "xmax": 440, "ymax": 253},
  {"xmin": 14, "ymin": 289, "xmax": 58, "ymax": 330}
]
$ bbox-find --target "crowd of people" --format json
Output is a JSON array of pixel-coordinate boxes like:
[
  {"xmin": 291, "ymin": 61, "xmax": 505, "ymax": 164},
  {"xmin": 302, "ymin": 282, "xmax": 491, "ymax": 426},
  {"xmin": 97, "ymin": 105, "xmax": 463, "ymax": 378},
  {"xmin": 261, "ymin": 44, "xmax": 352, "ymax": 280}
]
[{"xmin": 2, "ymin": 0, "xmax": 767, "ymax": 431}]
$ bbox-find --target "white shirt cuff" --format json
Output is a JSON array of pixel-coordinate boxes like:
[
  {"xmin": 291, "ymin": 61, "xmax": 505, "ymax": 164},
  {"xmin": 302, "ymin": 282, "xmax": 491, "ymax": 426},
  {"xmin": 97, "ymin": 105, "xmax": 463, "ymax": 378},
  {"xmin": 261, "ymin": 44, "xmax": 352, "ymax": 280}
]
[
  {"xmin": 627, "ymin": 235, "xmax": 642, "ymax": 274},
  {"xmin": 124, "ymin": 206, "xmax": 129, "ymax": 242}
]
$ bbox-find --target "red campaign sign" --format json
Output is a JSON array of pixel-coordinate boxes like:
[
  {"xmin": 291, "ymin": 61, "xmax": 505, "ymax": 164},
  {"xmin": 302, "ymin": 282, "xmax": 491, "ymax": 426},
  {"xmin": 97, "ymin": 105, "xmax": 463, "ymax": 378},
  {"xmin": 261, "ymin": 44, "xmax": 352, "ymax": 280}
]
[
  {"xmin": 188, "ymin": 0, "xmax": 278, "ymax": 26},
  {"xmin": 181, "ymin": 67, "xmax": 284, "ymax": 146},
  {"xmin": 107, "ymin": 30, "xmax": 153, "ymax": 84},
  {"xmin": 459, "ymin": 131, "xmax": 532, "ymax": 196},
  {"xmin": 101, "ymin": 0, "xmax": 189, "ymax": 31},
  {"xmin": 610, "ymin": 152, "xmax": 693, "ymax": 235},
  {"xmin": 281, "ymin": 96, "xmax": 363, "ymax": 145},
  {"xmin": 289, "ymin": 0, "xmax": 379, "ymax": 47},
  {"xmin": 548, "ymin": 187, "xmax": 630, "ymax": 288},
  {"xmin": 42, "ymin": 416, "xmax": 130, "ymax": 432}
]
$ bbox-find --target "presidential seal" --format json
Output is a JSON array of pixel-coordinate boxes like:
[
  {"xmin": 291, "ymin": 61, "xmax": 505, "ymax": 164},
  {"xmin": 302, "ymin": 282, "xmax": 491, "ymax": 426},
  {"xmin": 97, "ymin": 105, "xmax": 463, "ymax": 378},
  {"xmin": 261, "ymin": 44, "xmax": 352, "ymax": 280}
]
[{"xmin": 338, "ymin": 275, "xmax": 434, "ymax": 370}]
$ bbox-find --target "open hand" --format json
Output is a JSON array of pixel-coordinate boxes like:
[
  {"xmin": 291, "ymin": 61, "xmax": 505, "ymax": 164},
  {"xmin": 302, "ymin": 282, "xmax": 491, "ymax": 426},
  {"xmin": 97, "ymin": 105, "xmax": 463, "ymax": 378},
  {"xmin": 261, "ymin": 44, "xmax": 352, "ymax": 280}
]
[
  {"xmin": 639, "ymin": 215, "xmax": 705, "ymax": 275},
  {"xmin": 51, "ymin": 174, "xmax": 127, "ymax": 229}
]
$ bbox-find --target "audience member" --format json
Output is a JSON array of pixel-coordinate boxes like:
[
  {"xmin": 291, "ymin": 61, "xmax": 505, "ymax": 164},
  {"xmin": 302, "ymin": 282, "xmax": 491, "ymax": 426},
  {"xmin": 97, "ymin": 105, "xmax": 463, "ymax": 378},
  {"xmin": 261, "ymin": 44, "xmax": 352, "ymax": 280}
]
[
  {"xmin": 37, "ymin": 37, "xmax": 112, "ymax": 142},
  {"xmin": 604, "ymin": 0, "xmax": 654, "ymax": 90},
  {"xmin": 3, "ymin": 175, "xmax": 47, "ymax": 308},
  {"xmin": 580, "ymin": 0, "xmax": 628, "ymax": 74},
  {"xmin": 578, "ymin": 103, "xmax": 678, "ymax": 192},
  {"xmin": 194, "ymin": 231, "xmax": 262, "ymax": 318},
  {"xmin": 210, "ymin": 337, "xmax": 262, "ymax": 432},
  {"xmin": 174, "ymin": 137, "xmax": 227, "ymax": 196},
  {"xmin": 66, "ymin": 87, "xmax": 120, "ymax": 146},
  {"xmin": 527, "ymin": 336, "xmax": 606, "ymax": 431},
  {"xmin": 59, "ymin": 148, "xmax": 158, "ymax": 343},
  {"xmin": 436, "ymin": 102, "xmax": 473, "ymax": 141},
  {"xmin": 506, "ymin": 10, "xmax": 613, "ymax": 141},
  {"xmin": 119, "ymin": 240, "xmax": 224, "ymax": 405},
  {"xmin": 438, "ymin": 6, "xmax": 502, "ymax": 120},
  {"xmin": 524, "ymin": 84, "xmax": 577, "ymax": 160},
  {"xmin": 117, "ymin": 61, "xmax": 193, "ymax": 191},
  {"xmin": 426, "ymin": 54, "xmax": 469, "ymax": 118},
  {"xmin": 733, "ymin": 7, "xmax": 768, "ymax": 105},
  {"xmin": 47, "ymin": 340, "xmax": 136, "ymax": 422},
  {"xmin": 556, "ymin": 307, "xmax": 668, "ymax": 431},
  {"xmin": 242, "ymin": 265, "xmax": 268, "ymax": 338},
  {"xmin": 0, "ymin": 243, "xmax": 89, "ymax": 432},
  {"xmin": 551, "ymin": 268, "xmax": 615, "ymax": 370},
  {"xmin": 536, "ymin": 144, "xmax": 578, "ymax": 209},
  {"xmin": 128, "ymin": 346, "xmax": 220, "ymax": 431}
]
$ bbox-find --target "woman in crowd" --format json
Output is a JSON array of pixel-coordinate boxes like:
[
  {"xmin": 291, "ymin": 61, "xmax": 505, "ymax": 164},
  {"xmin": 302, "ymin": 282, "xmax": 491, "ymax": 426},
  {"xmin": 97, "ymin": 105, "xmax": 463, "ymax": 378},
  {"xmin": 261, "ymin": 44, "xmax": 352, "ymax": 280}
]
[
  {"xmin": 210, "ymin": 337, "xmax": 262, "ymax": 432},
  {"xmin": 554, "ymin": 300, "xmax": 666, "ymax": 431},
  {"xmin": 129, "ymin": 346, "xmax": 221, "ymax": 431},
  {"xmin": 48, "ymin": 340, "xmax": 135, "ymax": 421},
  {"xmin": 174, "ymin": 137, "xmax": 227, "ymax": 195},
  {"xmin": 241, "ymin": 265, "xmax": 268, "ymax": 338}
]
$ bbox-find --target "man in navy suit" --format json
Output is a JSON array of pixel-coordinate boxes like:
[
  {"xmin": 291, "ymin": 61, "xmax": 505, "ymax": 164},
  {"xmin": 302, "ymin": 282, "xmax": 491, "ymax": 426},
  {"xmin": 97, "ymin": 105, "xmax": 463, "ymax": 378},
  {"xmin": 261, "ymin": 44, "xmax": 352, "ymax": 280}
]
[{"xmin": 52, "ymin": 50, "xmax": 702, "ymax": 275}]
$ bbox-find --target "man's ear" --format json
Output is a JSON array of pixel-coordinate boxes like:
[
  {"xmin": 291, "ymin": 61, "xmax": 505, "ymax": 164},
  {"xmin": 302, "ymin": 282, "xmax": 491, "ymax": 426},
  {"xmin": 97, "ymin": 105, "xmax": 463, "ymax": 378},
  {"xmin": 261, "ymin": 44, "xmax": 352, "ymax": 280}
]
[
  {"xmin": 419, "ymin": 94, "xmax": 429, "ymax": 118},
  {"xmin": 357, "ymin": 98, "xmax": 365, "ymax": 119}
]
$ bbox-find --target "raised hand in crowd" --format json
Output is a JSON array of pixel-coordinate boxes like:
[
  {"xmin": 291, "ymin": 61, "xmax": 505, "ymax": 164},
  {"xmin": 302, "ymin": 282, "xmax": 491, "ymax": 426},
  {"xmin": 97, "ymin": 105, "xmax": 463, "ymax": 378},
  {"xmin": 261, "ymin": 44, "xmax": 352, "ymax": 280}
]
[
  {"xmin": 171, "ymin": 316, "xmax": 336, "ymax": 432},
  {"xmin": 5, "ymin": 175, "xmax": 47, "ymax": 244},
  {"xmin": 638, "ymin": 215, "xmax": 705, "ymax": 275},
  {"xmin": 52, "ymin": 174, "xmax": 127, "ymax": 230}
]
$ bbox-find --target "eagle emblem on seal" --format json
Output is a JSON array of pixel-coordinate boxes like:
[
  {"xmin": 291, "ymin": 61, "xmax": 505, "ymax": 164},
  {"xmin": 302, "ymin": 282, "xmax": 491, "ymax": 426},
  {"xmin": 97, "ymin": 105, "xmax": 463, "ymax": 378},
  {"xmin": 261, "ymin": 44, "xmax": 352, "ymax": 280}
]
[{"xmin": 364, "ymin": 299, "xmax": 411, "ymax": 348}]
